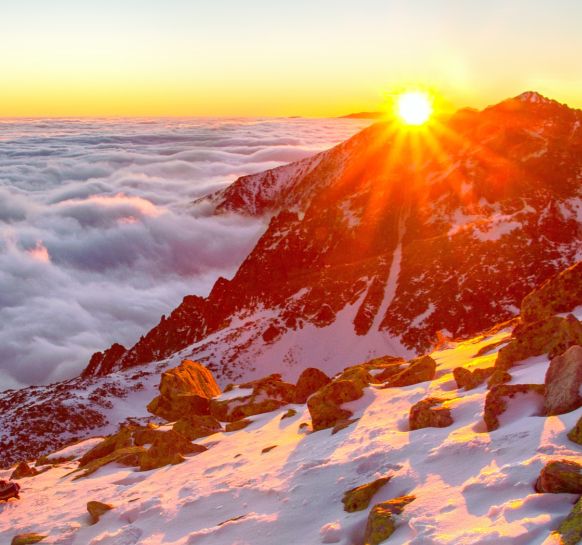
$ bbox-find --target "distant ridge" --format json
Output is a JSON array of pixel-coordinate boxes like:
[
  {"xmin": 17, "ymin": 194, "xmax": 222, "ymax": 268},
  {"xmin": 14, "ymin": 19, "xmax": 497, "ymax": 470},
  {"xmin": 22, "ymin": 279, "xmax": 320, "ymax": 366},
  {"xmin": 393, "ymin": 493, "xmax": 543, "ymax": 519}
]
[{"xmin": 337, "ymin": 111, "xmax": 385, "ymax": 119}]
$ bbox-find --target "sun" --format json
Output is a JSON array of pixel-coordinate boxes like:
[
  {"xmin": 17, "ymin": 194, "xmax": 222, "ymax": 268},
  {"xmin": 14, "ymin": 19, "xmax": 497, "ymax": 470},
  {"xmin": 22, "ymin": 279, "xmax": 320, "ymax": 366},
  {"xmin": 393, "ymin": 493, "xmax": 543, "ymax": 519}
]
[{"xmin": 396, "ymin": 92, "xmax": 434, "ymax": 126}]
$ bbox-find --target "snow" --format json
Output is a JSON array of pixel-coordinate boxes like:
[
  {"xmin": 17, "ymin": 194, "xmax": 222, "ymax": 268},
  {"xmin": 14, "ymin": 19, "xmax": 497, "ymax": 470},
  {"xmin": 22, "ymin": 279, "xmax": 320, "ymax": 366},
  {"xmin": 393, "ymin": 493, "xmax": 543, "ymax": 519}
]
[
  {"xmin": 2, "ymin": 326, "xmax": 581, "ymax": 544},
  {"xmin": 44, "ymin": 437, "xmax": 106, "ymax": 462}
]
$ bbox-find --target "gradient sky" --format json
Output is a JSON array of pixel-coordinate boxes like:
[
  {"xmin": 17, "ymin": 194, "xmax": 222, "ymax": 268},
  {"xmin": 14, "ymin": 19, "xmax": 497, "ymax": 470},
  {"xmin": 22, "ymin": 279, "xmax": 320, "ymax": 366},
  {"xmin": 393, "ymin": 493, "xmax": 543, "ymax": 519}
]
[{"xmin": 1, "ymin": 0, "xmax": 582, "ymax": 117}]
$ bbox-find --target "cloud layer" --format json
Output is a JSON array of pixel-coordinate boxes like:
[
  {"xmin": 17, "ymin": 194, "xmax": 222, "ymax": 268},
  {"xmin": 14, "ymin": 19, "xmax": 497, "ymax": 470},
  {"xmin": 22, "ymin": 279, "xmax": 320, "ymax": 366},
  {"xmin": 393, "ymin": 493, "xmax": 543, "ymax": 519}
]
[{"xmin": 0, "ymin": 116, "xmax": 372, "ymax": 390}]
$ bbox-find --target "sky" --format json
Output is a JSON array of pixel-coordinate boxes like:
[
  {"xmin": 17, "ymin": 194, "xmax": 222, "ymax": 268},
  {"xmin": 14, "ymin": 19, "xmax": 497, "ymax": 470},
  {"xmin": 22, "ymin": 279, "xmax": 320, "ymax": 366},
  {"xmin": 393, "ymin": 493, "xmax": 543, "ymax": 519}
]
[{"xmin": 1, "ymin": 0, "xmax": 582, "ymax": 117}]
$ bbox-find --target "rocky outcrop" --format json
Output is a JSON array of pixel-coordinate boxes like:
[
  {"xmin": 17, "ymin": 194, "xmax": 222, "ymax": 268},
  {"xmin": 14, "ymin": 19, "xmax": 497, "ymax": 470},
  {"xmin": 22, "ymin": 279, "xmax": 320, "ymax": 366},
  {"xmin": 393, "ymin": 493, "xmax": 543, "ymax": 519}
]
[
  {"xmin": 73, "ymin": 447, "xmax": 147, "ymax": 480},
  {"xmin": 544, "ymin": 345, "xmax": 582, "ymax": 415},
  {"xmin": 522, "ymin": 260, "xmax": 582, "ymax": 324},
  {"xmin": 495, "ymin": 316, "xmax": 565, "ymax": 371},
  {"xmin": 364, "ymin": 495, "xmax": 416, "ymax": 545},
  {"xmin": 382, "ymin": 356, "xmax": 436, "ymax": 388},
  {"xmin": 409, "ymin": 398, "xmax": 454, "ymax": 431},
  {"xmin": 453, "ymin": 367, "xmax": 495, "ymax": 390},
  {"xmin": 87, "ymin": 501, "xmax": 113, "ymax": 524},
  {"xmin": 548, "ymin": 314, "xmax": 582, "ymax": 359},
  {"xmin": 552, "ymin": 496, "xmax": 582, "ymax": 545},
  {"xmin": 210, "ymin": 374, "xmax": 295, "ymax": 423},
  {"xmin": 535, "ymin": 460, "xmax": 582, "ymax": 494},
  {"xmin": 342, "ymin": 476, "xmax": 392, "ymax": 512},
  {"xmin": 484, "ymin": 384, "xmax": 545, "ymax": 431},
  {"xmin": 173, "ymin": 415, "xmax": 224, "ymax": 441},
  {"xmin": 225, "ymin": 419, "xmax": 252, "ymax": 432},
  {"xmin": 147, "ymin": 360, "xmax": 221, "ymax": 422},
  {"xmin": 10, "ymin": 462, "xmax": 39, "ymax": 480},
  {"xmin": 293, "ymin": 368, "xmax": 331, "ymax": 404},
  {"xmin": 132, "ymin": 424, "xmax": 163, "ymax": 446},
  {"xmin": 307, "ymin": 380, "xmax": 365, "ymax": 432},
  {"xmin": 140, "ymin": 430, "xmax": 207, "ymax": 471},
  {"xmin": 11, "ymin": 535, "xmax": 47, "ymax": 545},
  {"xmin": 78, "ymin": 428, "xmax": 132, "ymax": 468}
]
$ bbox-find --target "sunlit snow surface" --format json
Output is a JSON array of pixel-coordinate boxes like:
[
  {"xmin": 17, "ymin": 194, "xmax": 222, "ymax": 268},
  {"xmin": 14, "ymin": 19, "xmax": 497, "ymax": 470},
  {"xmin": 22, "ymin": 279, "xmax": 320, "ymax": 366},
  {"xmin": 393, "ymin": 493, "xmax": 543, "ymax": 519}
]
[
  {"xmin": 2, "ymin": 325, "xmax": 582, "ymax": 544},
  {"xmin": 0, "ymin": 117, "xmax": 373, "ymax": 390}
]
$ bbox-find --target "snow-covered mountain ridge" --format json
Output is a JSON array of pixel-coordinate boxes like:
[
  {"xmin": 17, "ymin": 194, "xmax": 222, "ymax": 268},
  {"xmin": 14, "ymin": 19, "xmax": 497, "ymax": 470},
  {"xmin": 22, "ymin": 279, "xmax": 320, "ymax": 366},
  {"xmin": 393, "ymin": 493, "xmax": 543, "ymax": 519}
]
[{"xmin": 4, "ymin": 91, "xmax": 582, "ymax": 469}]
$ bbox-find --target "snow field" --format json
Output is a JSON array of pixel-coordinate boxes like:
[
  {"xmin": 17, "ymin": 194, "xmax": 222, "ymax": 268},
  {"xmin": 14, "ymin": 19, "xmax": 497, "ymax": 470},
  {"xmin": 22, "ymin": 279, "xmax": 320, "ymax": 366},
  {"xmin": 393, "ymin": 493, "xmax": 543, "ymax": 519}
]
[{"xmin": 2, "ymin": 328, "xmax": 582, "ymax": 544}]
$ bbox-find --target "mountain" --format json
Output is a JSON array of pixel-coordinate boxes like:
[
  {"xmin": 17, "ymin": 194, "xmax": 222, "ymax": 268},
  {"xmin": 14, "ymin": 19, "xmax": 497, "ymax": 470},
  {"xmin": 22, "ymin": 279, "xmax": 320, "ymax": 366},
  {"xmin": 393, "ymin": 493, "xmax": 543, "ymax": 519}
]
[
  {"xmin": 338, "ymin": 111, "xmax": 386, "ymax": 119},
  {"xmin": 3, "ymin": 91, "xmax": 582, "ymax": 467}
]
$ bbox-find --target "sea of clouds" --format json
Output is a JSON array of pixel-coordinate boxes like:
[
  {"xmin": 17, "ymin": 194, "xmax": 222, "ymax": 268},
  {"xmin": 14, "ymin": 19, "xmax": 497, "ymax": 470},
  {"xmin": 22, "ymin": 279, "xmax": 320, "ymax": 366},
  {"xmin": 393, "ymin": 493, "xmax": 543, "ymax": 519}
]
[{"xmin": 0, "ymin": 116, "xmax": 372, "ymax": 391}]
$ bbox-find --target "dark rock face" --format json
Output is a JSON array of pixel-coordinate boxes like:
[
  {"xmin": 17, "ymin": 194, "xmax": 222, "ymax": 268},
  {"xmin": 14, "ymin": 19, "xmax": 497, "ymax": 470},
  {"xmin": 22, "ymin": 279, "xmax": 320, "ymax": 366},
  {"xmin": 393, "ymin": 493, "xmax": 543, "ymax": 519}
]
[
  {"xmin": 293, "ymin": 368, "xmax": 331, "ymax": 404},
  {"xmin": 383, "ymin": 356, "xmax": 436, "ymax": 388},
  {"xmin": 364, "ymin": 495, "xmax": 416, "ymax": 545},
  {"xmin": 535, "ymin": 460, "xmax": 582, "ymax": 494},
  {"xmin": 409, "ymin": 398, "xmax": 454, "ymax": 431},
  {"xmin": 484, "ymin": 384, "xmax": 545, "ymax": 431},
  {"xmin": 544, "ymin": 345, "xmax": 582, "ymax": 416},
  {"xmin": 307, "ymin": 380, "xmax": 364, "ymax": 431}
]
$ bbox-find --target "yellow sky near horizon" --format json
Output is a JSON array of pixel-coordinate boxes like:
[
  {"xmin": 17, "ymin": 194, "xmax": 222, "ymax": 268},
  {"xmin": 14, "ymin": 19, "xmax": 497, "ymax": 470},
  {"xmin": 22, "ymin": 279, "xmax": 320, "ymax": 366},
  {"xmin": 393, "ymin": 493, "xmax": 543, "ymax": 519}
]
[{"xmin": 2, "ymin": 0, "xmax": 582, "ymax": 117}]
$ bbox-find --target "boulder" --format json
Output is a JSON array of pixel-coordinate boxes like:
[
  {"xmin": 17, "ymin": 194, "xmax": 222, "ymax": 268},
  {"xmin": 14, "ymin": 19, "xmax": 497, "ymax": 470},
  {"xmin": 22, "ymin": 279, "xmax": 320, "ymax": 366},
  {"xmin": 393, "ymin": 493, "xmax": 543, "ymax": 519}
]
[
  {"xmin": 487, "ymin": 370, "xmax": 512, "ymax": 389},
  {"xmin": 11, "ymin": 535, "xmax": 47, "ymax": 545},
  {"xmin": 293, "ymin": 368, "xmax": 331, "ymax": 403},
  {"xmin": 225, "ymin": 419, "xmax": 252, "ymax": 432},
  {"xmin": 535, "ymin": 460, "xmax": 582, "ymax": 494},
  {"xmin": 331, "ymin": 418, "xmax": 359, "ymax": 435},
  {"xmin": 335, "ymin": 367, "xmax": 378, "ymax": 389},
  {"xmin": 173, "ymin": 415, "xmax": 224, "ymax": 441},
  {"xmin": 409, "ymin": 398, "xmax": 453, "ymax": 431},
  {"xmin": 544, "ymin": 345, "xmax": 582, "ymax": 416},
  {"xmin": 363, "ymin": 495, "xmax": 416, "ymax": 545},
  {"xmin": 210, "ymin": 374, "xmax": 295, "ymax": 423},
  {"xmin": 10, "ymin": 461, "xmax": 39, "ymax": 480},
  {"xmin": 349, "ymin": 355, "xmax": 405, "ymax": 383},
  {"xmin": 147, "ymin": 360, "xmax": 221, "ymax": 421},
  {"xmin": 172, "ymin": 453, "xmax": 186, "ymax": 465},
  {"xmin": 552, "ymin": 495, "xmax": 582, "ymax": 545},
  {"xmin": 548, "ymin": 314, "xmax": 582, "ymax": 359},
  {"xmin": 342, "ymin": 476, "xmax": 392, "ymax": 512},
  {"xmin": 72, "ymin": 447, "xmax": 147, "ymax": 480},
  {"xmin": 132, "ymin": 425, "xmax": 164, "ymax": 446},
  {"xmin": 307, "ymin": 380, "xmax": 364, "ymax": 432},
  {"xmin": 87, "ymin": 501, "xmax": 113, "ymax": 524},
  {"xmin": 521, "ymin": 259, "xmax": 582, "ymax": 324},
  {"xmin": 452, "ymin": 367, "xmax": 495, "ymax": 390},
  {"xmin": 117, "ymin": 450, "xmax": 145, "ymax": 467},
  {"xmin": 484, "ymin": 384, "xmax": 545, "ymax": 432},
  {"xmin": 382, "ymin": 356, "xmax": 436, "ymax": 388},
  {"xmin": 568, "ymin": 414, "xmax": 582, "ymax": 445},
  {"xmin": 281, "ymin": 409, "xmax": 297, "ymax": 420},
  {"xmin": 495, "ymin": 316, "xmax": 564, "ymax": 371},
  {"xmin": 78, "ymin": 427, "xmax": 133, "ymax": 468},
  {"xmin": 140, "ymin": 430, "xmax": 207, "ymax": 471}
]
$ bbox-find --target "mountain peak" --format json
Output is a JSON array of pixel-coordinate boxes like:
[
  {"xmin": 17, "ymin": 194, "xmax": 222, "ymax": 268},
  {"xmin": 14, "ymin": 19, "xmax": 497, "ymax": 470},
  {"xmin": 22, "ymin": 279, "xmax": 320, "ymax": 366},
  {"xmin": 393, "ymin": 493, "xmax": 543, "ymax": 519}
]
[{"xmin": 517, "ymin": 90, "xmax": 551, "ymax": 104}]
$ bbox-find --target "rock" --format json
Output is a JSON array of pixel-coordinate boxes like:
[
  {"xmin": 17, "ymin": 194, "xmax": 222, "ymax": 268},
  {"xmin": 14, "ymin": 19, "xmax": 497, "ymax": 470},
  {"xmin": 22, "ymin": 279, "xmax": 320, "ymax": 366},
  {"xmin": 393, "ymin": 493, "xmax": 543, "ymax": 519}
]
[
  {"xmin": 495, "ymin": 316, "xmax": 564, "ymax": 371},
  {"xmin": 117, "ymin": 450, "xmax": 145, "ymax": 467},
  {"xmin": 383, "ymin": 355, "xmax": 436, "ymax": 388},
  {"xmin": 535, "ymin": 460, "xmax": 582, "ymax": 494},
  {"xmin": 553, "ymin": 495, "xmax": 582, "ymax": 545},
  {"xmin": 132, "ymin": 426, "xmax": 164, "ymax": 447},
  {"xmin": 342, "ymin": 476, "xmax": 392, "ymax": 512},
  {"xmin": 172, "ymin": 453, "xmax": 186, "ymax": 465},
  {"xmin": 374, "ymin": 363, "xmax": 405, "ymax": 382},
  {"xmin": 452, "ymin": 367, "xmax": 495, "ymax": 390},
  {"xmin": 335, "ymin": 367, "xmax": 378, "ymax": 389},
  {"xmin": 307, "ymin": 379, "xmax": 364, "ymax": 432},
  {"xmin": 331, "ymin": 418, "xmax": 359, "ymax": 435},
  {"xmin": 147, "ymin": 359, "xmax": 221, "ymax": 421},
  {"xmin": 11, "ymin": 534, "xmax": 47, "ymax": 545},
  {"xmin": 474, "ymin": 339, "xmax": 511, "ymax": 358},
  {"xmin": 484, "ymin": 384, "xmax": 546, "ymax": 432},
  {"xmin": 72, "ymin": 447, "xmax": 147, "ymax": 480},
  {"xmin": 87, "ymin": 501, "xmax": 114, "ymax": 524},
  {"xmin": 140, "ymin": 430, "xmax": 207, "ymax": 471},
  {"xmin": 293, "ymin": 368, "xmax": 331, "ymax": 403},
  {"xmin": 522, "ymin": 259, "xmax": 582, "ymax": 324},
  {"xmin": 10, "ymin": 461, "xmax": 39, "ymax": 480},
  {"xmin": 173, "ymin": 415, "xmax": 224, "ymax": 441},
  {"xmin": 363, "ymin": 495, "xmax": 416, "ymax": 545},
  {"xmin": 409, "ymin": 398, "xmax": 454, "ymax": 431},
  {"xmin": 225, "ymin": 419, "xmax": 252, "ymax": 432},
  {"xmin": 548, "ymin": 314, "xmax": 582, "ymax": 359},
  {"xmin": 569, "ymin": 415, "xmax": 582, "ymax": 445},
  {"xmin": 487, "ymin": 370, "xmax": 512, "ymax": 389},
  {"xmin": 261, "ymin": 445, "xmax": 277, "ymax": 454},
  {"xmin": 346, "ymin": 355, "xmax": 405, "ymax": 372},
  {"xmin": 78, "ymin": 427, "xmax": 133, "ymax": 468},
  {"xmin": 211, "ymin": 374, "xmax": 295, "ymax": 422},
  {"xmin": 544, "ymin": 345, "xmax": 582, "ymax": 415},
  {"xmin": 281, "ymin": 409, "xmax": 297, "ymax": 420}
]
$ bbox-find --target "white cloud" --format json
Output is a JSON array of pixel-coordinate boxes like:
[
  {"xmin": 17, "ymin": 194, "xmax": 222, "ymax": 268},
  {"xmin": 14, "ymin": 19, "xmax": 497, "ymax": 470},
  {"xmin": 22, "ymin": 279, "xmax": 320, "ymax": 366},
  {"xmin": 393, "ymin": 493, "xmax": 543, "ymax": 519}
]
[{"xmin": 0, "ymin": 116, "xmax": 373, "ymax": 390}]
